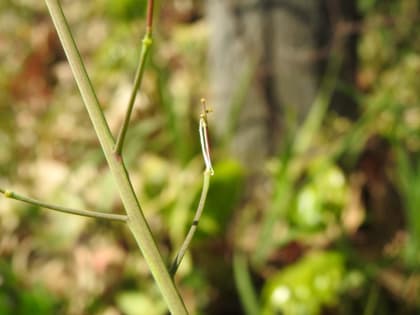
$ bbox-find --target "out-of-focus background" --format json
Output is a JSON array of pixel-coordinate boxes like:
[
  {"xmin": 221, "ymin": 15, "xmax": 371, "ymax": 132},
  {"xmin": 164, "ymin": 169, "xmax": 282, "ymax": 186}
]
[{"xmin": 1, "ymin": 0, "xmax": 420, "ymax": 314}]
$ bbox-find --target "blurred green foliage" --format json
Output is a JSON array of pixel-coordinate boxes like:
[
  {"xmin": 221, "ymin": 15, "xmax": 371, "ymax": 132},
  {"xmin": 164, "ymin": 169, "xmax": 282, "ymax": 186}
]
[
  {"xmin": 105, "ymin": 0, "xmax": 146, "ymax": 21},
  {"xmin": 199, "ymin": 160, "xmax": 244, "ymax": 237},
  {"xmin": 0, "ymin": 262, "xmax": 62, "ymax": 315},
  {"xmin": 262, "ymin": 251, "xmax": 344, "ymax": 315},
  {"xmin": 291, "ymin": 161, "xmax": 347, "ymax": 230}
]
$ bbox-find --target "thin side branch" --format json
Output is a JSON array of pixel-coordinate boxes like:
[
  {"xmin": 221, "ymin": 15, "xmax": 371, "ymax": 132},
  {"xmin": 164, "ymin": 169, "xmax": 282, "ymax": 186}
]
[
  {"xmin": 170, "ymin": 99, "xmax": 214, "ymax": 276},
  {"xmin": 170, "ymin": 169, "xmax": 212, "ymax": 276},
  {"xmin": 0, "ymin": 188, "xmax": 127, "ymax": 222},
  {"xmin": 114, "ymin": 0, "xmax": 154, "ymax": 155}
]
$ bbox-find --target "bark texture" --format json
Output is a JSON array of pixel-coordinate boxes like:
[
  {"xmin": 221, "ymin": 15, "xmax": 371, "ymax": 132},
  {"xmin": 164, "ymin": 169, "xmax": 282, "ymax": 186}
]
[{"xmin": 207, "ymin": 0, "xmax": 357, "ymax": 167}]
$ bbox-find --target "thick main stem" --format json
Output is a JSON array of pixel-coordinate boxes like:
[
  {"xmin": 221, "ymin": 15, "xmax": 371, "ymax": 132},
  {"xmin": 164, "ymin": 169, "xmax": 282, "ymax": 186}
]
[{"xmin": 43, "ymin": 1, "xmax": 187, "ymax": 314}]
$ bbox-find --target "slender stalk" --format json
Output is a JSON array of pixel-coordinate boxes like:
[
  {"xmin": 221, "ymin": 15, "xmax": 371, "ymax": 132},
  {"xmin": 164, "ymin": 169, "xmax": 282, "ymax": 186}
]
[
  {"xmin": 114, "ymin": 1, "xmax": 154, "ymax": 155},
  {"xmin": 233, "ymin": 252, "xmax": 260, "ymax": 315},
  {"xmin": 146, "ymin": 0, "xmax": 154, "ymax": 33},
  {"xmin": 43, "ymin": 1, "xmax": 187, "ymax": 314},
  {"xmin": 363, "ymin": 284, "xmax": 379, "ymax": 315},
  {"xmin": 170, "ymin": 169, "xmax": 211, "ymax": 276},
  {"xmin": 294, "ymin": 52, "xmax": 342, "ymax": 154},
  {"xmin": 170, "ymin": 100, "xmax": 213, "ymax": 276},
  {"xmin": 0, "ymin": 188, "xmax": 127, "ymax": 222}
]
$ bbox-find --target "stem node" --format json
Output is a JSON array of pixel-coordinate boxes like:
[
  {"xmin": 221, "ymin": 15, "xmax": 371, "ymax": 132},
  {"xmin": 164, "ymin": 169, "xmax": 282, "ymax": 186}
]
[{"xmin": 4, "ymin": 190, "xmax": 13, "ymax": 198}]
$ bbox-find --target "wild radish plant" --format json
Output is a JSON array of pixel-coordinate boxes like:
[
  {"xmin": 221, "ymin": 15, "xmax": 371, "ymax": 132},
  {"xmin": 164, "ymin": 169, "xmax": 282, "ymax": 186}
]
[{"xmin": 1, "ymin": 1, "xmax": 213, "ymax": 314}]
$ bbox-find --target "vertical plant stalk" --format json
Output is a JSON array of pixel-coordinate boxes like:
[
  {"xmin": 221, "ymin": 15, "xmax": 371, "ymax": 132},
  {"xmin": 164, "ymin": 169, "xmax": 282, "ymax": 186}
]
[
  {"xmin": 233, "ymin": 252, "xmax": 260, "ymax": 315},
  {"xmin": 294, "ymin": 52, "xmax": 342, "ymax": 154},
  {"xmin": 170, "ymin": 99, "xmax": 214, "ymax": 276},
  {"xmin": 43, "ymin": 1, "xmax": 188, "ymax": 314},
  {"xmin": 114, "ymin": 0, "xmax": 154, "ymax": 155}
]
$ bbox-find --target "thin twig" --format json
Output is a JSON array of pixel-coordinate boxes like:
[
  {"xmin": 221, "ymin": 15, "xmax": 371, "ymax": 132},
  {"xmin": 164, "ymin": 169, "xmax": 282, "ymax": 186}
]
[
  {"xmin": 170, "ymin": 169, "xmax": 212, "ymax": 276},
  {"xmin": 114, "ymin": 0, "xmax": 154, "ymax": 155},
  {"xmin": 170, "ymin": 99, "xmax": 214, "ymax": 276},
  {"xmin": 198, "ymin": 98, "xmax": 214, "ymax": 174},
  {"xmin": 43, "ymin": 1, "xmax": 187, "ymax": 313},
  {"xmin": 0, "ymin": 188, "xmax": 127, "ymax": 222},
  {"xmin": 146, "ymin": 0, "xmax": 154, "ymax": 33}
]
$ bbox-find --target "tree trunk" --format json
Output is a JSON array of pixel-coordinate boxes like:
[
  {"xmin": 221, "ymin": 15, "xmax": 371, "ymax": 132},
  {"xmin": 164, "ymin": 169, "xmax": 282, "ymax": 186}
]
[{"xmin": 207, "ymin": 0, "xmax": 358, "ymax": 167}]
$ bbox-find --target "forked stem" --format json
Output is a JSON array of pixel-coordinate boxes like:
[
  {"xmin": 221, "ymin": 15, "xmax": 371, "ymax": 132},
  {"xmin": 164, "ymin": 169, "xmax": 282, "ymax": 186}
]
[{"xmin": 43, "ymin": 1, "xmax": 187, "ymax": 314}]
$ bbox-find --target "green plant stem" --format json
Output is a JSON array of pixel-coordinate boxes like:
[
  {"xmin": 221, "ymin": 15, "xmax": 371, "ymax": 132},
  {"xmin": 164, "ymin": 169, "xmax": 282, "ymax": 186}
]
[
  {"xmin": 170, "ymin": 169, "xmax": 211, "ymax": 276},
  {"xmin": 363, "ymin": 284, "xmax": 379, "ymax": 315},
  {"xmin": 0, "ymin": 188, "xmax": 127, "ymax": 222},
  {"xmin": 43, "ymin": 1, "xmax": 187, "ymax": 314},
  {"xmin": 114, "ymin": 28, "xmax": 153, "ymax": 155},
  {"xmin": 294, "ymin": 52, "xmax": 342, "ymax": 154},
  {"xmin": 233, "ymin": 252, "xmax": 260, "ymax": 315}
]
